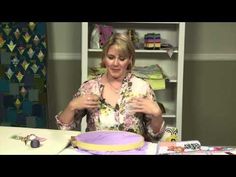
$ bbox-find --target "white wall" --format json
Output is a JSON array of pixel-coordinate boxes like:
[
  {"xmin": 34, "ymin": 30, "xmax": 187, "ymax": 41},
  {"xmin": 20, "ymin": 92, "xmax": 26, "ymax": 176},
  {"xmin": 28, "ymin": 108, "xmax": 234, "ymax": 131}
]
[{"xmin": 47, "ymin": 22, "xmax": 81, "ymax": 60}]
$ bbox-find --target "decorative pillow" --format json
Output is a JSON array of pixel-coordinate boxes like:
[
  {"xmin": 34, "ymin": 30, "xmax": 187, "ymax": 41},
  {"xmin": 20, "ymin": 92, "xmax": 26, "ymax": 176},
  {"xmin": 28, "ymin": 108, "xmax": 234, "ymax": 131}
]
[
  {"xmin": 90, "ymin": 24, "xmax": 113, "ymax": 49},
  {"xmin": 160, "ymin": 126, "xmax": 178, "ymax": 142}
]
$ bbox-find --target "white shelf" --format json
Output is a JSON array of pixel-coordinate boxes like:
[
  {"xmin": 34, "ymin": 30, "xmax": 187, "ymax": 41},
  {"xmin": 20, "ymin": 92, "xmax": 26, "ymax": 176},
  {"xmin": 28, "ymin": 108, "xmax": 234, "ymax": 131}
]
[
  {"xmin": 167, "ymin": 79, "xmax": 177, "ymax": 83},
  {"xmin": 114, "ymin": 22, "xmax": 182, "ymax": 24},
  {"xmin": 88, "ymin": 48, "xmax": 178, "ymax": 53},
  {"xmin": 135, "ymin": 49, "xmax": 178, "ymax": 53},
  {"xmin": 81, "ymin": 22, "xmax": 185, "ymax": 139},
  {"xmin": 163, "ymin": 114, "xmax": 176, "ymax": 118}
]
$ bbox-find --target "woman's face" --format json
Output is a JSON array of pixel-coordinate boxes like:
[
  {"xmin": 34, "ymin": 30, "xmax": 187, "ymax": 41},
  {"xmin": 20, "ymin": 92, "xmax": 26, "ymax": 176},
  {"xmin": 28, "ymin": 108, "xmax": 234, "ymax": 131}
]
[{"xmin": 103, "ymin": 44, "xmax": 131, "ymax": 79}]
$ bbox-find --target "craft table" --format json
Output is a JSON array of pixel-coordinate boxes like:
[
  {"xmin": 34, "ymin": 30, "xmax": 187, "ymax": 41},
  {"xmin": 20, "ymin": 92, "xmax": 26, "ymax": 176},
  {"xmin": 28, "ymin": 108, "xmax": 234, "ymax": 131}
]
[{"xmin": 0, "ymin": 126, "xmax": 158, "ymax": 155}]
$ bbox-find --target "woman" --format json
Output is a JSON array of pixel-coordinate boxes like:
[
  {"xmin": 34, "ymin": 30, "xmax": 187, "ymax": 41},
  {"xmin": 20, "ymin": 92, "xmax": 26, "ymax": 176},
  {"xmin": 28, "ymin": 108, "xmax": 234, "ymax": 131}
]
[{"xmin": 55, "ymin": 33, "xmax": 165, "ymax": 142}]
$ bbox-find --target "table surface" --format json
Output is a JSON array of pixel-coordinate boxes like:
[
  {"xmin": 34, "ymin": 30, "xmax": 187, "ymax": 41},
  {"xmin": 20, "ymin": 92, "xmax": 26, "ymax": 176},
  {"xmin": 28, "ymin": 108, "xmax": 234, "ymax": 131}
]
[
  {"xmin": 2, "ymin": 126, "xmax": 234, "ymax": 155},
  {"xmin": 0, "ymin": 126, "xmax": 158, "ymax": 155},
  {"xmin": 0, "ymin": 126, "xmax": 80, "ymax": 155}
]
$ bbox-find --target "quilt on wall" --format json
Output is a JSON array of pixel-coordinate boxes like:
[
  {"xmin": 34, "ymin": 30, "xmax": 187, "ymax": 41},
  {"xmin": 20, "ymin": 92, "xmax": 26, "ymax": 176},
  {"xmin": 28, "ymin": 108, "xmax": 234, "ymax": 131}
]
[{"xmin": 0, "ymin": 22, "xmax": 47, "ymax": 128}]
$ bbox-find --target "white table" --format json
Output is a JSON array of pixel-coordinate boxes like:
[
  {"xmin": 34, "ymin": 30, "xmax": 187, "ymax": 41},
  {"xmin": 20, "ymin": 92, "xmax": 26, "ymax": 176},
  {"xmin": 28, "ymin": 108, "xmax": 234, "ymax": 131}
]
[
  {"xmin": 0, "ymin": 126, "xmax": 158, "ymax": 155},
  {"xmin": 0, "ymin": 126, "xmax": 80, "ymax": 155}
]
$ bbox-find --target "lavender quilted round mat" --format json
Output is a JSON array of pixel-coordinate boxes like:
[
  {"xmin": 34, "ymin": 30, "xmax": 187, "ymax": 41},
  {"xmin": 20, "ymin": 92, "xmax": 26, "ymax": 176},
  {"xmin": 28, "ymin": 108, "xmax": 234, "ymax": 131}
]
[
  {"xmin": 73, "ymin": 130, "xmax": 147, "ymax": 154},
  {"xmin": 75, "ymin": 130, "xmax": 144, "ymax": 145}
]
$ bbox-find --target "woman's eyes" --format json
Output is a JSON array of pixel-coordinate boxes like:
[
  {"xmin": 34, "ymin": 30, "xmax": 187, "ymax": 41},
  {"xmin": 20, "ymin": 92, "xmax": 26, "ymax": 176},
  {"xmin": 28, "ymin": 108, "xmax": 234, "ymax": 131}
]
[
  {"xmin": 108, "ymin": 56, "xmax": 114, "ymax": 60},
  {"xmin": 107, "ymin": 56, "xmax": 126, "ymax": 61},
  {"xmin": 119, "ymin": 57, "xmax": 126, "ymax": 61}
]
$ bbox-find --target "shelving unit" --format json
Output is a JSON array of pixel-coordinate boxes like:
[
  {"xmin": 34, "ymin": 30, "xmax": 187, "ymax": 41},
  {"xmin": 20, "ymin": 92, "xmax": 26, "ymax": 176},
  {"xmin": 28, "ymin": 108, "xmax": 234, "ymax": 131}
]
[{"xmin": 81, "ymin": 22, "xmax": 185, "ymax": 140}]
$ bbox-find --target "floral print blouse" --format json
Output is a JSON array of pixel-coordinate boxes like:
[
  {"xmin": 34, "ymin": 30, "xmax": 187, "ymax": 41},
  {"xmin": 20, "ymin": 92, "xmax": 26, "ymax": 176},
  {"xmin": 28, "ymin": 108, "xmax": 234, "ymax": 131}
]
[{"xmin": 55, "ymin": 73, "xmax": 165, "ymax": 142}]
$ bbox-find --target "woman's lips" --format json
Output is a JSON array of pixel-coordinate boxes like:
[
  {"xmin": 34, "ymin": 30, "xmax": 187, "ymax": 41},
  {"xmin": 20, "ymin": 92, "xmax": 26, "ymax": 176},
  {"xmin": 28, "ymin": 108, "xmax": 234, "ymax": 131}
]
[{"xmin": 110, "ymin": 69, "xmax": 120, "ymax": 72}]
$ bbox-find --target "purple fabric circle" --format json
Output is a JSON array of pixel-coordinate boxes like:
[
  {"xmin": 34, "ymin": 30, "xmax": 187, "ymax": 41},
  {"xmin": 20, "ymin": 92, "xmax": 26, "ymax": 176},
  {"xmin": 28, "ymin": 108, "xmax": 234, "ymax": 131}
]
[
  {"xmin": 76, "ymin": 142, "xmax": 149, "ymax": 155},
  {"xmin": 75, "ymin": 130, "xmax": 144, "ymax": 146}
]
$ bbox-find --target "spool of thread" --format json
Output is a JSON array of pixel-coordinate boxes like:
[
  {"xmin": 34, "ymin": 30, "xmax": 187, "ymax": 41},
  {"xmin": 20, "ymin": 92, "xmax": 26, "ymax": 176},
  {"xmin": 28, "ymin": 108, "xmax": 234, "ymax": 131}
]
[{"xmin": 30, "ymin": 139, "xmax": 40, "ymax": 148}]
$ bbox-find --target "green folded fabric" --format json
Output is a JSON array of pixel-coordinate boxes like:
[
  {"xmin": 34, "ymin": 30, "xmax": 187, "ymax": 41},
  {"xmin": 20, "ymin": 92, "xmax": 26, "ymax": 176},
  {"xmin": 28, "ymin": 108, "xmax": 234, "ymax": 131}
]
[{"xmin": 145, "ymin": 79, "xmax": 166, "ymax": 90}]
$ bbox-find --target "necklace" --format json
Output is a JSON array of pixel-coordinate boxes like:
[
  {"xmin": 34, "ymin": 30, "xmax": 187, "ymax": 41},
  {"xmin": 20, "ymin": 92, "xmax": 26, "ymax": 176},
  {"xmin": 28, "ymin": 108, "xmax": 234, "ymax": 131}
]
[{"xmin": 106, "ymin": 74, "xmax": 121, "ymax": 94}]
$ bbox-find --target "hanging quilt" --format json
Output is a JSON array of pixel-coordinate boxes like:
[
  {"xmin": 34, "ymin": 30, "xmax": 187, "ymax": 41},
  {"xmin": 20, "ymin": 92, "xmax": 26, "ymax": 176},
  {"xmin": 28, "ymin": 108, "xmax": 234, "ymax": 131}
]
[{"xmin": 0, "ymin": 22, "xmax": 47, "ymax": 128}]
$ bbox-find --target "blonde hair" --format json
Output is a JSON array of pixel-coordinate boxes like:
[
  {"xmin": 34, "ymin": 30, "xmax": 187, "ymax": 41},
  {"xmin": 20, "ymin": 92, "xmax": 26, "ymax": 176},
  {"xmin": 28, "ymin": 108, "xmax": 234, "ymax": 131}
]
[{"xmin": 100, "ymin": 33, "xmax": 135, "ymax": 71}]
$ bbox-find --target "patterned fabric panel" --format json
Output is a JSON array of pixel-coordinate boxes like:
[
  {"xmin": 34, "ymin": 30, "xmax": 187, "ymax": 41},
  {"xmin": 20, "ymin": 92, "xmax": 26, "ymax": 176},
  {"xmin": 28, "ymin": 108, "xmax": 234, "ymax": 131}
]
[{"xmin": 0, "ymin": 22, "xmax": 47, "ymax": 128}]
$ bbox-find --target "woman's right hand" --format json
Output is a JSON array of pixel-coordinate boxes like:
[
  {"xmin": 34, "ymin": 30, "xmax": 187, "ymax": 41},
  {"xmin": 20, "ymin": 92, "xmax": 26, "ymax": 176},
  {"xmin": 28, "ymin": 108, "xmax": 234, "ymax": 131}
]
[{"xmin": 68, "ymin": 94, "xmax": 100, "ymax": 111}]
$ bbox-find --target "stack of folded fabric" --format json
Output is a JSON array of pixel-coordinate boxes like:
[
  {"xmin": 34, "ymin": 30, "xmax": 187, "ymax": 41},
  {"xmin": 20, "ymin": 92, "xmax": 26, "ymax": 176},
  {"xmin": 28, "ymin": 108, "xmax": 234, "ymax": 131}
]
[
  {"xmin": 88, "ymin": 65, "xmax": 166, "ymax": 90},
  {"xmin": 132, "ymin": 64, "xmax": 166, "ymax": 90},
  {"xmin": 144, "ymin": 33, "xmax": 161, "ymax": 50},
  {"xmin": 88, "ymin": 67, "xmax": 106, "ymax": 79}
]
